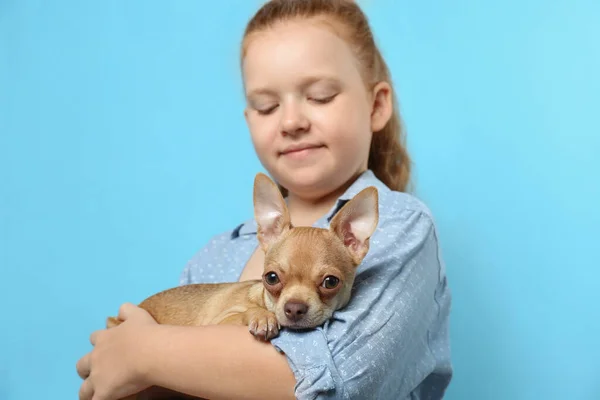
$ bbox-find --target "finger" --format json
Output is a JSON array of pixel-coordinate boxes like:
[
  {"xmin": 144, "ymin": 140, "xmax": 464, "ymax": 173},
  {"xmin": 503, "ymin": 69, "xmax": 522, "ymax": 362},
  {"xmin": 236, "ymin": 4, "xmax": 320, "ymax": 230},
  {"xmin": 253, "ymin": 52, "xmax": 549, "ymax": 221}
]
[
  {"xmin": 117, "ymin": 302, "xmax": 138, "ymax": 321},
  {"xmin": 89, "ymin": 329, "xmax": 103, "ymax": 346},
  {"xmin": 76, "ymin": 354, "xmax": 91, "ymax": 379},
  {"xmin": 79, "ymin": 378, "xmax": 94, "ymax": 400}
]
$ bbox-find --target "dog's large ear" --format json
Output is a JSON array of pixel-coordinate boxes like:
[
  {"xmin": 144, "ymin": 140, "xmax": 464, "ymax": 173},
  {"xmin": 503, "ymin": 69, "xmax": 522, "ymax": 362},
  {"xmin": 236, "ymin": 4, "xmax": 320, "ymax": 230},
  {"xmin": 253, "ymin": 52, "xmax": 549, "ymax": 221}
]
[
  {"xmin": 329, "ymin": 187, "xmax": 379, "ymax": 265},
  {"xmin": 253, "ymin": 173, "xmax": 291, "ymax": 251}
]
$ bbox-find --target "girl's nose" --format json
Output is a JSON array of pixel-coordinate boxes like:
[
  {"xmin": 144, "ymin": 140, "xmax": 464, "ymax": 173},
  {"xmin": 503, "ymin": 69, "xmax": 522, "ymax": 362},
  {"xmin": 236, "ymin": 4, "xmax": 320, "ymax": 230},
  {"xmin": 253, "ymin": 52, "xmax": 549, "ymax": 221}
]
[{"xmin": 280, "ymin": 102, "xmax": 310, "ymax": 136}]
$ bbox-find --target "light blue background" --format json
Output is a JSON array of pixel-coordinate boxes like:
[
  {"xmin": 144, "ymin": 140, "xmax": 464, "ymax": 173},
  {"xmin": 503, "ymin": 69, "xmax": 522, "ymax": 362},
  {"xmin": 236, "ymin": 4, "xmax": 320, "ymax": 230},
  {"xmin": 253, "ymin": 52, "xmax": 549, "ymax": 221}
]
[{"xmin": 1, "ymin": 0, "xmax": 598, "ymax": 399}]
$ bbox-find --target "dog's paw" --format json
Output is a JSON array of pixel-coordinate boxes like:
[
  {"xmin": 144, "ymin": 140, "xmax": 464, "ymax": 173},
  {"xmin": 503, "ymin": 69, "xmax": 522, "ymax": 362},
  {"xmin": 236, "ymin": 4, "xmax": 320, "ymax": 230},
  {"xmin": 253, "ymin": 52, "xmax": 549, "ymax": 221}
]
[{"xmin": 248, "ymin": 311, "xmax": 280, "ymax": 341}]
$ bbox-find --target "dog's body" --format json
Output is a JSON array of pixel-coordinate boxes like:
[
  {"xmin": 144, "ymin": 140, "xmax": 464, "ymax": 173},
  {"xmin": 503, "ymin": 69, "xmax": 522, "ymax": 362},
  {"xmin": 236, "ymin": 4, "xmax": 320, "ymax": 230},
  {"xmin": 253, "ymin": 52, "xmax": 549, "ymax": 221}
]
[
  {"xmin": 108, "ymin": 173, "xmax": 379, "ymax": 400},
  {"xmin": 108, "ymin": 280, "xmax": 278, "ymax": 339}
]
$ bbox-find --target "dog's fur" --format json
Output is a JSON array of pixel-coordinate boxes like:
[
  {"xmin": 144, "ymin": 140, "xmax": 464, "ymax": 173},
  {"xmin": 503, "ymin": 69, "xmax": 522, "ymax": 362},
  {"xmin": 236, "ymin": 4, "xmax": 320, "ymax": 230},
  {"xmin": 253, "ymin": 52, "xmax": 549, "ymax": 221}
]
[{"xmin": 108, "ymin": 172, "xmax": 379, "ymax": 400}]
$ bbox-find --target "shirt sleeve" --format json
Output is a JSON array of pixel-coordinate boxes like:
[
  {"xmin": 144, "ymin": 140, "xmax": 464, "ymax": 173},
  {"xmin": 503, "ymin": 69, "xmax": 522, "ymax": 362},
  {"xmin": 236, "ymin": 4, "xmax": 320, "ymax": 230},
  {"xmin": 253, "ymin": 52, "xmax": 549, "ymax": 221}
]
[{"xmin": 269, "ymin": 209, "xmax": 452, "ymax": 400}]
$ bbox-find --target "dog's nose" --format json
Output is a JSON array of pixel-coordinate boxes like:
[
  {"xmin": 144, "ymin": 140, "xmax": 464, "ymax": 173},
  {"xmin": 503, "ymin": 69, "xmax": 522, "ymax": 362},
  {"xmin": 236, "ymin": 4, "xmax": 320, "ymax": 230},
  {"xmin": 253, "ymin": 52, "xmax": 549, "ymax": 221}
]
[{"xmin": 284, "ymin": 301, "xmax": 308, "ymax": 321}]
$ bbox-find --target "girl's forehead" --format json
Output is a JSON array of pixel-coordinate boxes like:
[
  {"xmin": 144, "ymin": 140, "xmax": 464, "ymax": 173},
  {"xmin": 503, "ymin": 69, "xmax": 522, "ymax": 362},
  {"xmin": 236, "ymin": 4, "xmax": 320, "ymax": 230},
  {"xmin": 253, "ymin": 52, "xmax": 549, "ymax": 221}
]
[{"xmin": 242, "ymin": 21, "xmax": 360, "ymax": 85}]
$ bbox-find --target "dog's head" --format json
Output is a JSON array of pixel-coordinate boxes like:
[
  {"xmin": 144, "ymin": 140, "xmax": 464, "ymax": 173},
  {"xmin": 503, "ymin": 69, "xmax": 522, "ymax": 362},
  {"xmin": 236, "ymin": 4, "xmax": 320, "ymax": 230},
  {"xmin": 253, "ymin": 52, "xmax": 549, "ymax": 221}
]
[{"xmin": 253, "ymin": 173, "xmax": 379, "ymax": 330}]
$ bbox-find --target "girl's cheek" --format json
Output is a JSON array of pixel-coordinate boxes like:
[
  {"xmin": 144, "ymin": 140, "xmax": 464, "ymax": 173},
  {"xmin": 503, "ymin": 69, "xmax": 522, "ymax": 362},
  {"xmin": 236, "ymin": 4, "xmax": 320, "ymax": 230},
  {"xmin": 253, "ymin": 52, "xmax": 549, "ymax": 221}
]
[
  {"xmin": 252, "ymin": 129, "xmax": 279, "ymax": 154},
  {"xmin": 249, "ymin": 119, "xmax": 274, "ymax": 139}
]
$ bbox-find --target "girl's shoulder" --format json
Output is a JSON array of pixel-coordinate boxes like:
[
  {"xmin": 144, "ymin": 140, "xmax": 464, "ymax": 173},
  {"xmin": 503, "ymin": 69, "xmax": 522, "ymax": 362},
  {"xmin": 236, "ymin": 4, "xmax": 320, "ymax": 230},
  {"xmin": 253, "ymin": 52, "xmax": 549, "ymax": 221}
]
[
  {"xmin": 334, "ymin": 170, "xmax": 446, "ymax": 286},
  {"xmin": 332, "ymin": 169, "xmax": 438, "ymax": 243},
  {"xmin": 356, "ymin": 187, "xmax": 443, "ymax": 281}
]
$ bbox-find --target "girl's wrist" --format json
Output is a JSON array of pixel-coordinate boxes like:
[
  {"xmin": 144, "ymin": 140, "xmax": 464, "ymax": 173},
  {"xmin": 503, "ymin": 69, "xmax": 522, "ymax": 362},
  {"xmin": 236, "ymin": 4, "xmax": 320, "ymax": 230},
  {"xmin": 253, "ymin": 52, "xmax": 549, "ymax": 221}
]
[{"xmin": 134, "ymin": 323, "xmax": 165, "ymax": 387}]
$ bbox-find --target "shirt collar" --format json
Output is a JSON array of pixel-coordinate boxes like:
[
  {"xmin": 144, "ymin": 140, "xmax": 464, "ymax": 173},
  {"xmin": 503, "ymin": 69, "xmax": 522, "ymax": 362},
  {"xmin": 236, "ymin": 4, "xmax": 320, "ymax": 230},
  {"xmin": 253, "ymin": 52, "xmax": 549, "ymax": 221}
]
[{"xmin": 232, "ymin": 169, "xmax": 388, "ymax": 238}]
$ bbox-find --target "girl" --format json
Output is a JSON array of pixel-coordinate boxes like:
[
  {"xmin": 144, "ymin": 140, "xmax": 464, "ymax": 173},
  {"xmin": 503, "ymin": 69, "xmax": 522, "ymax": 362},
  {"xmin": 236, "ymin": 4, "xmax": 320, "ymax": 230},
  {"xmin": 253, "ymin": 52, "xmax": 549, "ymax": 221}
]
[{"xmin": 76, "ymin": 1, "xmax": 453, "ymax": 399}]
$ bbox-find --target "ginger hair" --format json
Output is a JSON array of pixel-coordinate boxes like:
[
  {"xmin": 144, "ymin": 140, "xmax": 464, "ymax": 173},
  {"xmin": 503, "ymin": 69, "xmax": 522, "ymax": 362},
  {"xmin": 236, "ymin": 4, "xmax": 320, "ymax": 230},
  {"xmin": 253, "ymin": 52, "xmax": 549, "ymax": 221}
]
[{"xmin": 241, "ymin": 0, "xmax": 412, "ymax": 193}]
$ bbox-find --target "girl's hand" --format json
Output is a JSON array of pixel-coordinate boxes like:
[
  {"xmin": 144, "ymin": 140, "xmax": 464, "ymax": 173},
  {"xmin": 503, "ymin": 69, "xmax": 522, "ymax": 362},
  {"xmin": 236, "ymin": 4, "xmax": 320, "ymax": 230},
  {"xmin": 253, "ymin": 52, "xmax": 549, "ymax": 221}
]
[{"xmin": 76, "ymin": 303, "xmax": 157, "ymax": 400}]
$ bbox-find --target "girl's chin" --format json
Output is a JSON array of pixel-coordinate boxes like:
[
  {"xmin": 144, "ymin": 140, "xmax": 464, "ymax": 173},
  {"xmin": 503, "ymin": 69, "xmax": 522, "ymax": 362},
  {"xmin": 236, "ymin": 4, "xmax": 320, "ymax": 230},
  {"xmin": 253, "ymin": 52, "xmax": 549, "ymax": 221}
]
[
  {"xmin": 280, "ymin": 176, "xmax": 345, "ymax": 200},
  {"xmin": 279, "ymin": 169, "xmax": 327, "ymax": 187}
]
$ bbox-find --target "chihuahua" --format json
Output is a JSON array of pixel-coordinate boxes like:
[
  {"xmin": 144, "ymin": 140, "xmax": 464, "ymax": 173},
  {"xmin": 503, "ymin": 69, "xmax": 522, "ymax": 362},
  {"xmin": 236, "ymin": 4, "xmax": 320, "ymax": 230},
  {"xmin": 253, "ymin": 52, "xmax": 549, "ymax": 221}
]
[{"xmin": 108, "ymin": 172, "xmax": 379, "ymax": 399}]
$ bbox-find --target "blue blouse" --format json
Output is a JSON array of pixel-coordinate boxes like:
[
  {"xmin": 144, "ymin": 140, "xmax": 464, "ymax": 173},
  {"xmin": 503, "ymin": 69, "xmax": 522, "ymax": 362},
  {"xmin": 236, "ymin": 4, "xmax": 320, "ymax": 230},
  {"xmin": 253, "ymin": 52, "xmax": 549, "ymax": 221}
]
[{"xmin": 179, "ymin": 170, "xmax": 453, "ymax": 399}]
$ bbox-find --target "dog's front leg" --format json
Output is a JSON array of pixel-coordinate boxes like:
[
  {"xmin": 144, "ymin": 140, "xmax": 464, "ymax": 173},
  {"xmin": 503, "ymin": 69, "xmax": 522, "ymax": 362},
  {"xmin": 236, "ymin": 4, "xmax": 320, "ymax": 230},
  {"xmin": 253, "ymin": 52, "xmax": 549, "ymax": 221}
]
[{"xmin": 220, "ymin": 307, "xmax": 280, "ymax": 341}]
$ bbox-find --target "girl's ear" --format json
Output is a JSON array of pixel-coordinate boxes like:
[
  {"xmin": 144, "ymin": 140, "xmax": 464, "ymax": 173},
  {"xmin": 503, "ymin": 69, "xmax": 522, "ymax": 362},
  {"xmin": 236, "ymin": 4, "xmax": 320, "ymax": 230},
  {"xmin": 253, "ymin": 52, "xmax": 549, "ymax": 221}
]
[
  {"xmin": 370, "ymin": 81, "xmax": 393, "ymax": 132},
  {"xmin": 253, "ymin": 173, "xmax": 291, "ymax": 251}
]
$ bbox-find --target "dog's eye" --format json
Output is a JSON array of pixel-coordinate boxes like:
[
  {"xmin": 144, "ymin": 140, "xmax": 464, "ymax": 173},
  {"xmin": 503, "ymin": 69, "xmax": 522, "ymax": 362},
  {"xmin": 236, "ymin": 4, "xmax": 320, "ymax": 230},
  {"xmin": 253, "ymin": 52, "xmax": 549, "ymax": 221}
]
[
  {"xmin": 264, "ymin": 272, "xmax": 280, "ymax": 285},
  {"xmin": 322, "ymin": 276, "xmax": 340, "ymax": 289}
]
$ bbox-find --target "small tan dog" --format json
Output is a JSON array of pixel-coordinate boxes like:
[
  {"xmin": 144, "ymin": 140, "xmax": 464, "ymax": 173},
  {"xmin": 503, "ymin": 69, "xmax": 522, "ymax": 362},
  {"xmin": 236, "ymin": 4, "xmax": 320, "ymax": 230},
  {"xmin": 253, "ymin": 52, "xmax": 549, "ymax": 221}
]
[{"xmin": 108, "ymin": 172, "xmax": 379, "ymax": 399}]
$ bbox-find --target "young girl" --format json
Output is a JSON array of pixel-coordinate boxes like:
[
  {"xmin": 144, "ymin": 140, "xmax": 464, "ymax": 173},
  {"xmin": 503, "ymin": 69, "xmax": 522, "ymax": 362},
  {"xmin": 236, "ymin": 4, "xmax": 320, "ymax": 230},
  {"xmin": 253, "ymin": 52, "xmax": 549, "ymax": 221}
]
[{"xmin": 76, "ymin": 1, "xmax": 452, "ymax": 399}]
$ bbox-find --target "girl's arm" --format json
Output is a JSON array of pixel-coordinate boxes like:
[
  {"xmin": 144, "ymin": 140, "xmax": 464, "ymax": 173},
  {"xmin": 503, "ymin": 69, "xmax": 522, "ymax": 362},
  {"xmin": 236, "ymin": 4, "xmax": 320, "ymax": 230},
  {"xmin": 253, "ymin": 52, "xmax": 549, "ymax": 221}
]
[
  {"xmin": 141, "ymin": 323, "xmax": 296, "ymax": 400},
  {"xmin": 77, "ymin": 305, "xmax": 296, "ymax": 400}
]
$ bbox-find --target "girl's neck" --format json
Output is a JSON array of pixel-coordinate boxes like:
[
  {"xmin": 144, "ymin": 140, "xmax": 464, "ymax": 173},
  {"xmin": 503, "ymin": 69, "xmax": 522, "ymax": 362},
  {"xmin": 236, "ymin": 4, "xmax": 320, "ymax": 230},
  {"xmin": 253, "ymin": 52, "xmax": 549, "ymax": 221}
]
[
  {"xmin": 285, "ymin": 172, "xmax": 362, "ymax": 227},
  {"xmin": 286, "ymin": 192, "xmax": 339, "ymax": 227}
]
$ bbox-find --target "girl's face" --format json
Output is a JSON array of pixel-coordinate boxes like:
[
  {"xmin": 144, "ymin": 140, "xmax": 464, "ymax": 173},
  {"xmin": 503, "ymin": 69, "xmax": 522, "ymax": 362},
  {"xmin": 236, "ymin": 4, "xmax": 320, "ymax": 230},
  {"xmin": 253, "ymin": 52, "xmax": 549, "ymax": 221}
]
[{"xmin": 242, "ymin": 19, "xmax": 392, "ymax": 200}]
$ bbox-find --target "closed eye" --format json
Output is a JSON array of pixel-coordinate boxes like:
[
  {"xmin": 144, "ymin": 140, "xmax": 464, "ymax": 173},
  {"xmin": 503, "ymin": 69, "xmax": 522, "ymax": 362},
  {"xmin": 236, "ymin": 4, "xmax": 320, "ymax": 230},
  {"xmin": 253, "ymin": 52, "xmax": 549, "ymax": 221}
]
[
  {"xmin": 256, "ymin": 105, "xmax": 279, "ymax": 115},
  {"xmin": 310, "ymin": 94, "xmax": 337, "ymax": 104}
]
